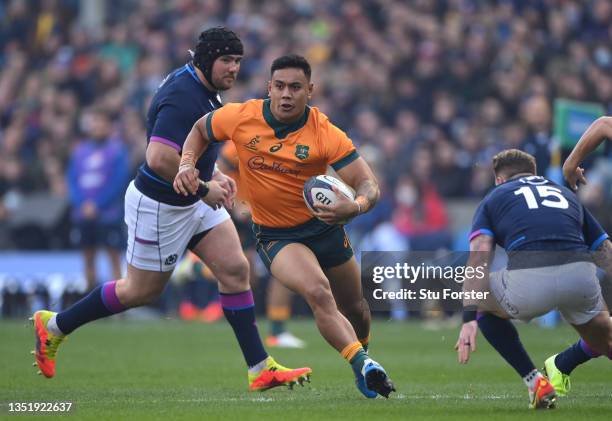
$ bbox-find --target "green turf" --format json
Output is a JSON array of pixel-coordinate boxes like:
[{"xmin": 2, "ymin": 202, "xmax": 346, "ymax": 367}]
[{"xmin": 1, "ymin": 318, "xmax": 610, "ymax": 420}]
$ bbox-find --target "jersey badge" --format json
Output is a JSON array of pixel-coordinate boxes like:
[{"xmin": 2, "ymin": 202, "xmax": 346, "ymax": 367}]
[{"xmin": 295, "ymin": 144, "xmax": 310, "ymax": 160}]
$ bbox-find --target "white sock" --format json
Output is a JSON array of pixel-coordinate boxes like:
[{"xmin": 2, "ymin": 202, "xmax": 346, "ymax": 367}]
[
  {"xmin": 522, "ymin": 369, "xmax": 543, "ymax": 390},
  {"xmin": 46, "ymin": 315, "xmax": 65, "ymax": 336},
  {"xmin": 247, "ymin": 357, "xmax": 269, "ymax": 374}
]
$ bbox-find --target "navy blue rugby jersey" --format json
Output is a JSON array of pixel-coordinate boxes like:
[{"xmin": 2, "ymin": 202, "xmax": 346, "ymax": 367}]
[
  {"xmin": 470, "ymin": 175, "xmax": 608, "ymax": 253},
  {"xmin": 134, "ymin": 63, "xmax": 223, "ymax": 206}
]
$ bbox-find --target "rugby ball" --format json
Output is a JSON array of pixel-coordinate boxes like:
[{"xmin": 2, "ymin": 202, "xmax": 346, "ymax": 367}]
[{"xmin": 303, "ymin": 175, "xmax": 356, "ymax": 224}]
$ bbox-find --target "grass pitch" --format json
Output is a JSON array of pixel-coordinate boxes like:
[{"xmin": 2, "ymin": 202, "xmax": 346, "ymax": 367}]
[{"xmin": 1, "ymin": 318, "xmax": 611, "ymax": 420}]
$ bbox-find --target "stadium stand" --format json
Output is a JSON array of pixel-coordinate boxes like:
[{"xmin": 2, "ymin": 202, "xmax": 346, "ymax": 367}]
[{"xmin": 1, "ymin": 0, "xmax": 611, "ymax": 318}]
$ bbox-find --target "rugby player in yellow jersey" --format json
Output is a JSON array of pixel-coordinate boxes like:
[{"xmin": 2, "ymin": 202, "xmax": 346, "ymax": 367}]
[{"xmin": 174, "ymin": 54, "xmax": 395, "ymax": 398}]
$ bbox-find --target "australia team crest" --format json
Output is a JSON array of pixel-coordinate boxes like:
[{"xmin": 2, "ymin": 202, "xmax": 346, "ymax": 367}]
[{"xmin": 295, "ymin": 144, "xmax": 310, "ymax": 160}]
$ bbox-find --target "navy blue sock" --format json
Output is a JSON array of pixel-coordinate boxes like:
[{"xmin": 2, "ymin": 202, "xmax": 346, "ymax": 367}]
[
  {"xmin": 555, "ymin": 339, "xmax": 597, "ymax": 375},
  {"xmin": 477, "ymin": 313, "xmax": 535, "ymax": 377},
  {"xmin": 56, "ymin": 281, "xmax": 126, "ymax": 335},
  {"xmin": 220, "ymin": 290, "xmax": 268, "ymax": 368}
]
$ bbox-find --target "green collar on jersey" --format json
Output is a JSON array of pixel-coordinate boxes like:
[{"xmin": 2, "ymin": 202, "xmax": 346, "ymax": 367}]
[{"xmin": 262, "ymin": 99, "xmax": 310, "ymax": 139}]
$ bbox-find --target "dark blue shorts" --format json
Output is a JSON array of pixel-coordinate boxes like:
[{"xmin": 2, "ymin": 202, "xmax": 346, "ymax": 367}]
[
  {"xmin": 72, "ymin": 220, "xmax": 126, "ymax": 250},
  {"xmin": 254, "ymin": 218, "xmax": 354, "ymax": 272}
]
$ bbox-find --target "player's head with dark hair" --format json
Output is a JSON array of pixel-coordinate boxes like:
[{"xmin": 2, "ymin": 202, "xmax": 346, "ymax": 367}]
[
  {"xmin": 270, "ymin": 54, "xmax": 311, "ymax": 80},
  {"xmin": 492, "ymin": 149, "xmax": 537, "ymax": 184},
  {"xmin": 267, "ymin": 54, "xmax": 314, "ymax": 124},
  {"xmin": 193, "ymin": 26, "xmax": 243, "ymax": 90}
]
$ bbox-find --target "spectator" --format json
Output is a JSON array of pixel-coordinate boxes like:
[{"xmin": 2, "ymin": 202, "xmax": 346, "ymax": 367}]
[
  {"xmin": 432, "ymin": 140, "xmax": 471, "ymax": 198},
  {"xmin": 66, "ymin": 107, "xmax": 130, "ymax": 290},
  {"xmin": 392, "ymin": 172, "xmax": 452, "ymax": 252}
]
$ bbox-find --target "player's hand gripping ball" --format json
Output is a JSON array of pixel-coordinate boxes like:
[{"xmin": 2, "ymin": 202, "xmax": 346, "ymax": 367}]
[{"xmin": 303, "ymin": 175, "xmax": 356, "ymax": 225}]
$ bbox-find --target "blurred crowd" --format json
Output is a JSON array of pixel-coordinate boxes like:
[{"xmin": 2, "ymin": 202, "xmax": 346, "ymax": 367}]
[{"xmin": 1, "ymin": 0, "xmax": 612, "ymax": 253}]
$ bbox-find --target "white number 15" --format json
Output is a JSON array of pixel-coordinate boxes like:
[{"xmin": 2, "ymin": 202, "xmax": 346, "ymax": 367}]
[{"xmin": 514, "ymin": 186, "xmax": 569, "ymax": 209}]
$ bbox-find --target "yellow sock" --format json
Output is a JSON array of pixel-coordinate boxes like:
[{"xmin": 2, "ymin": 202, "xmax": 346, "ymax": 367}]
[
  {"xmin": 340, "ymin": 341, "xmax": 363, "ymax": 362},
  {"xmin": 267, "ymin": 305, "xmax": 290, "ymax": 321}
]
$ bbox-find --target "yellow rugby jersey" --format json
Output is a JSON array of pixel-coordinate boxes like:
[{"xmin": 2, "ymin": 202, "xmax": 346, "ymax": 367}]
[{"xmin": 205, "ymin": 99, "xmax": 358, "ymax": 227}]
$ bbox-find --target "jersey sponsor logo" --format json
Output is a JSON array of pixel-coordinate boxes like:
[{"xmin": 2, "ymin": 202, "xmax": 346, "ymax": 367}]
[
  {"xmin": 295, "ymin": 144, "xmax": 310, "ymax": 160},
  {"xmin": 247, "ymin": 156, "xmax": 301, "ymax": 176},
  {"xmin": 243, "ymin": 136, "xmax": 260, "ymax": 151},
  {"xmin": 164, "ymin": 254, "xmax": 178, "ymax": 266},
  {"xmin": 269, "ymin": 143, "xmax": 282, "ymax": 153}
]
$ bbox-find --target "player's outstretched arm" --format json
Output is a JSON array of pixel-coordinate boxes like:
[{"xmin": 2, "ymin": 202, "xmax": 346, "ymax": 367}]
[
  {"xmin": 174, "ymin": 115, "xmax": 212, "ymax": 196},
  {"xmin": 463, "ymin": 235, "xmax": 494, "ymax": 307},
  {"xmin": 173, "ymin": 115, "xmax": 229, "ymax": 208},
  {"xmin": 563, "ymin": 116, "xmax": 612, "ymax": 190},
  {"xmin": 455, "ymin": 234, "xmax": 494, "ymax": 364}
]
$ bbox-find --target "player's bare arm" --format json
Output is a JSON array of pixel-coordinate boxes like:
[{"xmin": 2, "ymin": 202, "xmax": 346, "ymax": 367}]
[
  {"xmin": 593, "ymin": 239, "xmax": 612, "ymax": 276},
  {"xmin": 463, "ymin": 234, "xmax": 494, "ymax": 306},
  {"xmin": 563, "ymin": 116, "xmax": 612, "ymax": 189},
  {"xmin": 173, "ymin": 115, "xmax": 229, "ymax": 207},
  {"xmin": 455, "ymin": 234, "xmax": 494, "ymax": 364},
  {"xmin": 146, "ymin": 142, "xmax": 185, "ymax": 183},
  {"xmin": 148, "ymin": 133, "xmax": 233, "ymax": 208},
  {"xmin": 174, "ymin": 116, "xmax": 210, "ymax": 196},
  {"xmin": 314, "ymin": 157, "xmax": 380, "ymax": 224},
  {"xmin": 175, "ymin": 115, "xmax": 211, "ymax": 195}
]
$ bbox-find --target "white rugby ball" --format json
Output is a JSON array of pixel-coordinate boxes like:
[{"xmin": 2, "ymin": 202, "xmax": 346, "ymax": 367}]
[{"xmin": 303, "ymin": 175, "xmax": 356, "ymax": 224}]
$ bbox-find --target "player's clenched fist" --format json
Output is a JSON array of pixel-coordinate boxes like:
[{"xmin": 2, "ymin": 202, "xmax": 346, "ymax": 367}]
[
  {"xmin": 562, "ymin": 165, "xmax": 587, "ymax": 191},
  {"xmin": 174, "ymin": 165, "xmax": 200, "ymax": 196},
  {"xmin": 173, "ymin": 166, "xmax": 229, "ymax": 209}
]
